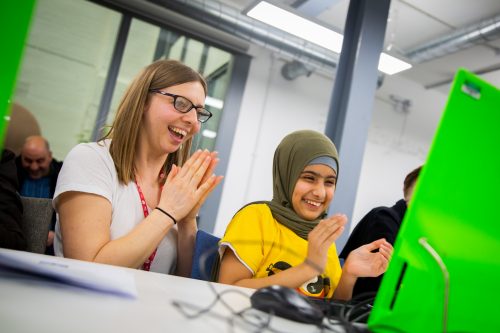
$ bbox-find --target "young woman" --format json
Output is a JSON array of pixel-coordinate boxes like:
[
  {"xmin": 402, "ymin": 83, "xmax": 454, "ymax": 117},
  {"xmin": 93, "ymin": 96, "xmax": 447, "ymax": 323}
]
[
  {"xmin": 218, "ymin": 130, "xmax": 392, "ymax": 300},
  {"xmin": 54, "ymin": 59, "xmax": 223, "ymax": 276}
]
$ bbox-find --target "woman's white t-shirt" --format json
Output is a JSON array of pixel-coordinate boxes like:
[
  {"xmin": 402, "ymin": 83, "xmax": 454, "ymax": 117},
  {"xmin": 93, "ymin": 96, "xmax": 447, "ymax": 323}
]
[{"xmin": 53, "ymin": 140, "xmax": 177, "ymax": 274}]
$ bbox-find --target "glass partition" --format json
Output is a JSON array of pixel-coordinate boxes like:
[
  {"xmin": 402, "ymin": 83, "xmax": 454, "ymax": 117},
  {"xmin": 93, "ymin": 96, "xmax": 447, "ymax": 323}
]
[
  {"xmin": 13, "ymin": 0, "xmax": 121, "ymax": 159},
  {"xmin": 14, "ymin": 0, "xmax": 234, "ymax": 158}
]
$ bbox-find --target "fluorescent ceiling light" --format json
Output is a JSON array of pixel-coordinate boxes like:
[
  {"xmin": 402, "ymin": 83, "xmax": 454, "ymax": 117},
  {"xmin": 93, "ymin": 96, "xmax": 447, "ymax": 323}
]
[
  {"xmin": 378, "ymin": 53, "xmax": 412, "ymax": 75},
  {"xmin": 247, "ymin": 1, "xmax": 412, "ymax": 75},
  {"xmin": 205, "ymin": 96, "xmax": 224, "ymax": 109},
  {"xmin": 247, "ymin": 1, "xmax": 343, "ymax": 53}
]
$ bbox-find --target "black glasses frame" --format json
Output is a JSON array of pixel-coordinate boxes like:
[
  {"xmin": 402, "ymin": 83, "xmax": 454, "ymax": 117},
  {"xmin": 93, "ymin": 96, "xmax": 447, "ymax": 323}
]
[{"xmin": 149, "ymin": 89, "xmax": 212, "ymax": 123}]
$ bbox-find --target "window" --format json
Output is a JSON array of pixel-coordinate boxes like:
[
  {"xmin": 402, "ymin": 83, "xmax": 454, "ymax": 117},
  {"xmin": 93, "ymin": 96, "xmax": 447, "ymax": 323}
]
[{"xmin": 15, "ymin": 0, "xmax": 233, "ymax": 158}]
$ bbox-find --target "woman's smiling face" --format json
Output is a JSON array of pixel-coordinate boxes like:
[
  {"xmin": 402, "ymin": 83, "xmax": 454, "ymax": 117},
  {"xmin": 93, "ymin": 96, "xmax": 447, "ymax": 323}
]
[
  {"xmin": 143, "ymin": 81, "xmax": 205, "ymax": 154},
  {"xmin": 291, "ymin": 164, "xmax": 337, "ymax": 221}
]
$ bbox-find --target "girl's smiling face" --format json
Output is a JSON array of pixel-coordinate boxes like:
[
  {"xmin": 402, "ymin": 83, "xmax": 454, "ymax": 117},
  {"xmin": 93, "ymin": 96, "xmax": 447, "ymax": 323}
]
[{"xmin": 291, "ymin": 164, "xmax": 337, "ymax": 221}]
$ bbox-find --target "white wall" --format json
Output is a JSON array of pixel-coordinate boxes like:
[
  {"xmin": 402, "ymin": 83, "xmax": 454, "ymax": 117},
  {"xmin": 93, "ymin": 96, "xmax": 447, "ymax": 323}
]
[
  {"xmin": 214, "ymin": 44, "xmax": 449, "ymax": 237},
  {"xmin": 214, "ymin": 46, "xmax": 334, "ymax": 235}
]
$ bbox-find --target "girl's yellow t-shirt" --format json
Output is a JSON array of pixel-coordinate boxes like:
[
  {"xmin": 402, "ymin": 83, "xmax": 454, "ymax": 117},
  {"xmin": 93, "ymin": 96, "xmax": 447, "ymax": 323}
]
[{"xmin": 220, "ymin": 203, "xmax": 342, "ymax": 298}]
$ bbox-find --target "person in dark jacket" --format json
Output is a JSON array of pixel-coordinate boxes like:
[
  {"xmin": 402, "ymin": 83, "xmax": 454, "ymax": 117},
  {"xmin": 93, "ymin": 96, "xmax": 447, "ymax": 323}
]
[
  {"xmin": 0, "ymin": 149, "xmax": 26, "ymax": 250},
  {"xmin": 15, "ymin": 136, "xmax": 62, "ymax": 254},
  {"xmin": 339, "ymin": 165, "xmax": 422, "ymax": 298}
]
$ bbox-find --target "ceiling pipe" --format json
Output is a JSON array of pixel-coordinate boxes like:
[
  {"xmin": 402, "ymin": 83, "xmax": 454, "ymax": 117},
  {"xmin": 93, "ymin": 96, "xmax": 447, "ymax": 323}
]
[
  {"xmin": 150, "ymin": 0, "xmax": 339, "ymax": 74},
  {"xmin": 143, "ymin": 0, "xmax": 500, "ymax": 81},
  {"xmin": 405, "ymin": 13, "xmax": 500, "ymax": 63},
  {"xmin": 425, "ymin": 62, "xmax": 500, "ymax": 89},
  {"xmin": 97, "ymin": 0, "xmax": 250, "ymax": 53}
]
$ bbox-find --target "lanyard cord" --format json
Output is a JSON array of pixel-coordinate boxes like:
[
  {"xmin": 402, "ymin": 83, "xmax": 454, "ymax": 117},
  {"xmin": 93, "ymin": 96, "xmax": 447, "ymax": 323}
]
[{"xmin": 135, "ymin": 180, "xmax": 158, "ymax": 271}]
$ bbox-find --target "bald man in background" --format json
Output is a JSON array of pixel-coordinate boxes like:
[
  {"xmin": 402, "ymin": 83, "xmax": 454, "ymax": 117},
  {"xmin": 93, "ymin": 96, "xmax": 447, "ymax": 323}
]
[{"xmin": 16, "ymin": 136, "xmax": 62, "ymax": 254}]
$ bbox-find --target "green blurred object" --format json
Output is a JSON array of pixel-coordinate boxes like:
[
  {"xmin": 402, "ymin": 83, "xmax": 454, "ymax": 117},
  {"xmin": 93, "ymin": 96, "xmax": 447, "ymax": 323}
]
[
  {"xmin": 0, "ymin": 0, "xmax": 36, "ymax": 152},
  {"xmin": 368, "ymin": 69, "xmax": 500, "ymax": 332}
]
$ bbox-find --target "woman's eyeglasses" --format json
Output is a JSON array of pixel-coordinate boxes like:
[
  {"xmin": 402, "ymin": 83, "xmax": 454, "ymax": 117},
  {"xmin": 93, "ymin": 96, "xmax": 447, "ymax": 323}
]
[{"xmin": 149, "ymin": 89, "xmax": 212, "ymax": 123}]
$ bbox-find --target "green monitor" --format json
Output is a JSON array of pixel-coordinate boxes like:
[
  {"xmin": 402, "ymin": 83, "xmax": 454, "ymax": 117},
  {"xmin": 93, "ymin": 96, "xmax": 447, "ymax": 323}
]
[
  {"xmin": 368, "ymin": 69, "xmax": 500, "ymax": 332},
  {"xmin": 0, "ymin": 0, "xmax": 36, "ymax": 151}
]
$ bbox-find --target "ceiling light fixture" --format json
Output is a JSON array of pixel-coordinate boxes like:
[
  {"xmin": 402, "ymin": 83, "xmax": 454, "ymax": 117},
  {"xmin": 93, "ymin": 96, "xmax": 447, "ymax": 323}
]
[{"xmin": 247, "ymin": 1, "xmax": 412, "ymax": 75}]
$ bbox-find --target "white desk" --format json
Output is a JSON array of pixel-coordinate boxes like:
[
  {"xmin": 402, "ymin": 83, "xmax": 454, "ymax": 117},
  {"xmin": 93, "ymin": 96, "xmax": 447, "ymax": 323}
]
[{"xmin": 0, "ymin": 249, "xmax": 332, "ymax": 333}]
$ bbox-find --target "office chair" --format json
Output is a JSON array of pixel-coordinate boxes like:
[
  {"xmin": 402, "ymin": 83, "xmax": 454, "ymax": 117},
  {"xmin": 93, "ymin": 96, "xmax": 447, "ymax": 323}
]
[
  {"xmin": 20, "ymin": 196, "xmax": 53, "ymax": 254},
  {"xmin": 191, "ymin": 230, "xmax": 220, "ymax": 281}
]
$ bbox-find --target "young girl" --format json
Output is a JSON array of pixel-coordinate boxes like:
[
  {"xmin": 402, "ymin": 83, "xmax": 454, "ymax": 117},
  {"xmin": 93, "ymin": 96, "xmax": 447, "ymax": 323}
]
[
  {"xmin": 218, "ymin": 130, "xmax": 392, "ymax": 300},
  {"xmin": 54, "ymin": 60, "xmax": 223, "ymax": 276}
]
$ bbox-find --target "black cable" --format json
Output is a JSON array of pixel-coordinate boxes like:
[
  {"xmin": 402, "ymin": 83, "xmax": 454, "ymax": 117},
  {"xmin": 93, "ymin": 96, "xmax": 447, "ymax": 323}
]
[
  {"xmin": 171, "ymin": 288, "xmax": 247, "ymax": 318},
  {"xmin": 238, "ymin": 307, "xmax": 272, "ymax": 333},
  {"xmin": 345, "ymin": 297, "xmax": 375, "ymax": 322},
  {"xmin": 173, "ymin": 282, "xmax": 359, "ymax": 333},
  {"xmin": 311, "ymin": 298, "xmax": 355, "ymax": 333},
  {"xmin": 349, "ymin": 310, "xmax": 370, "ymax": 323},
  {"xmin": 187, "ymin": 239, "xmax": 375, "ymax": 333},
  {"xmin": 350, "ymin": 291, "xmax": 377, "ymax": 303},
  {"xmin": 172, "ymin": 283, "xmax": 297, "ymax": 333}
]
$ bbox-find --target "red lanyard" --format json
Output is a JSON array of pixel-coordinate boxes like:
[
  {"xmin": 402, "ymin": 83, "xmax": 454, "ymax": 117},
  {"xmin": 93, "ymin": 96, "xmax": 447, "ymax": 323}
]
[{"xmin": 135, "ymin": 180, "xmax": 157, "ymax": 271}]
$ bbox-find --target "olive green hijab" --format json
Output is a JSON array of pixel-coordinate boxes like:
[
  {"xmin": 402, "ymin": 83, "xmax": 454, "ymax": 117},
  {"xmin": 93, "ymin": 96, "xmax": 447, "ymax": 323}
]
[{"xmin": 262, "ymin": 130, "xmax": 339, "ymax": 239}]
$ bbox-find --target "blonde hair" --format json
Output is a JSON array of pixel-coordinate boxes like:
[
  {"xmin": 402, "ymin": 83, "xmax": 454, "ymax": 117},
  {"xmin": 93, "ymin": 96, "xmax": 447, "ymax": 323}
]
[{"xmin": 103, "ymin": 59, "xmax": 207, "ymax": 184}]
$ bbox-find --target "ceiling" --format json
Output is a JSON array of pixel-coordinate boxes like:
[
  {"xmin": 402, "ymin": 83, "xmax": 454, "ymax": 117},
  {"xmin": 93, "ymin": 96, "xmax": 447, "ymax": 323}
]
[{"xmin": 217, "ymin": 0, "xmax": 500, "ymax": 93}]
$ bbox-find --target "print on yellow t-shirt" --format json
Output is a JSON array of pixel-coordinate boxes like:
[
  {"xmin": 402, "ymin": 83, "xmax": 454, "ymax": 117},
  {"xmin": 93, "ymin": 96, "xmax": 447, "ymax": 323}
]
[{"xmin": 220, "ymin": 204, "xmax": 342, "ymax": 299}]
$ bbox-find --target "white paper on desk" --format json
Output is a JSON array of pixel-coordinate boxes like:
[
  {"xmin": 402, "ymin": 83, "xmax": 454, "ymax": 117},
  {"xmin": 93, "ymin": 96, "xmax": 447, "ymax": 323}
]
[{"xmin": 0, "ymin": 249, "xmax": 137, "ymax": 299}]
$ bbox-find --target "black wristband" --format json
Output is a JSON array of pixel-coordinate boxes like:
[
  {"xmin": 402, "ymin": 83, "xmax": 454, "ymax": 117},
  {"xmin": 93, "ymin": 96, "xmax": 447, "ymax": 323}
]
[{"xmin": 155, "ymin": 207, "xmax": 177, "ymax": 224}]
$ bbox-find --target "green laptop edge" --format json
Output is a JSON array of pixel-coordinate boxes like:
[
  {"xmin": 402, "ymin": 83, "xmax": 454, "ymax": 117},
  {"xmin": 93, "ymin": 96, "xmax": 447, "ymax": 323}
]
[
  {"xmin": 368, "ymin": 69, "xmax": 500, "ymax": 332},
  {"xmin": 0, "ymin": 0, "xmax": 36, "ymax": 152}
]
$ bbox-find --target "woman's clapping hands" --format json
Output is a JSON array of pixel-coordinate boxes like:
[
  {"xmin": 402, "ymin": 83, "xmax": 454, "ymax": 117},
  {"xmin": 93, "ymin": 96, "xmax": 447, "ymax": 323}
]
[{"xmin": 158, "ymin": 149, "xmax": 223, "ymax": 223}]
